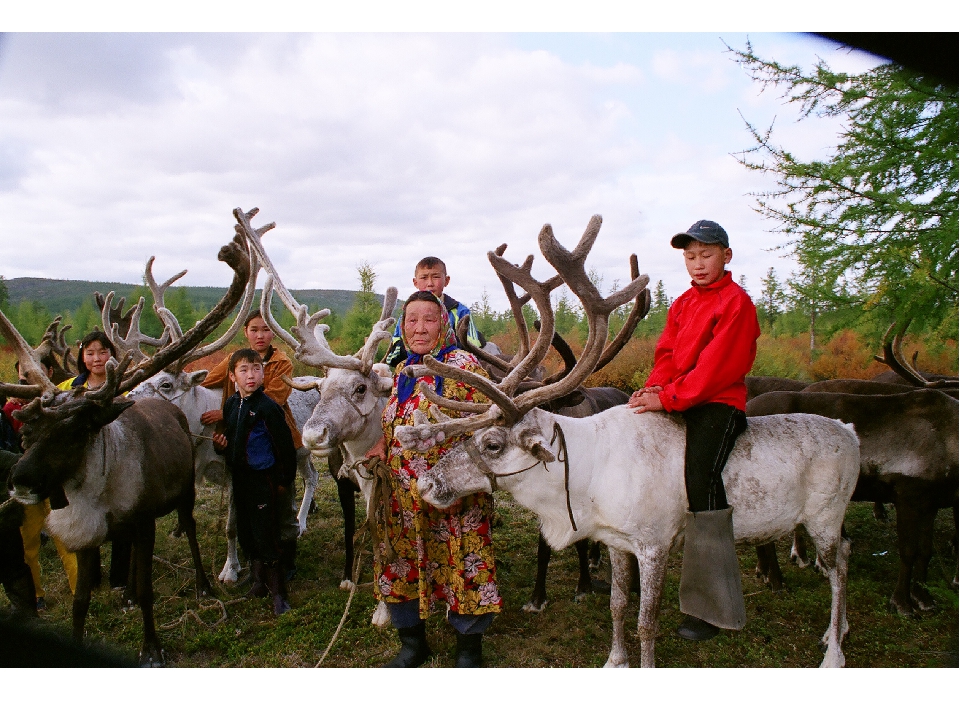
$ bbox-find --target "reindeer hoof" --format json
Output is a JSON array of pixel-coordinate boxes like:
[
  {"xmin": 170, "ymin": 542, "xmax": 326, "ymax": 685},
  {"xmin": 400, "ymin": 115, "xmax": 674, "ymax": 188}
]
[
  {"xmin": 888, "ymin": 596, "xmax": 916, "ymax": 618},
  {"xmin": 371, "ymin": 601, "xmax": 391, "ymax": 627},
  {"xmin": 339, "ymin": 579, "xmax": 357, "ymax": 591},
  {"xmin": 911, "ymin": 586, "xmax": 936, "ymax": 612},
  {"xmin": 138, "ymin": 647, "xmax": 166, "ymax": 668},
  {"xmin": 522, "ymin": 601, "xmax": 547, "ymax": 613}
]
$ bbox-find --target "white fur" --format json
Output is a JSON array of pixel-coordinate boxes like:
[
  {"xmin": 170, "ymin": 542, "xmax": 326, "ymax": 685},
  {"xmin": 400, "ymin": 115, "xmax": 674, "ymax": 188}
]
[
  {"xmin": 411, "ymin": 407, "xmax": 861, "ymax": 668},
  {"xmin": 300, "ymin": 363, "xmax": 393, "ymax": 626}
]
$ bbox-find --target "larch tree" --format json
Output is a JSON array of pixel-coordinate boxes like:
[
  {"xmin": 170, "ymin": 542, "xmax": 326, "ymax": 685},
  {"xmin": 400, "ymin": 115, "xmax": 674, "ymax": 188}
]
[{"xmin": 730, "ymin": 40, "xmax": 958, "ymax": 337}]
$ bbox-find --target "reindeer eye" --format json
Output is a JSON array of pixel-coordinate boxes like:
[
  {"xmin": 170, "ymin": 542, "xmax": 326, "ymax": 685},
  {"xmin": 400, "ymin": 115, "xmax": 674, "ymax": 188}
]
[
  {"xmin": 355, "ymin": 384, "xmax": 367, "ymax": 396},
  {"xmin": 483, "ymin": 440, "xmax": 503, "ymax": 455},
  {"xmin": 159, "ymin": 381, "xmax": 172, "ymax": 391}
]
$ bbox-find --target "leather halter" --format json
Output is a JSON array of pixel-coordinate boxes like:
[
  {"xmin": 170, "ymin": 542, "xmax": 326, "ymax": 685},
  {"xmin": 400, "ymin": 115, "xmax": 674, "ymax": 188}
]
[{"xmin": 465, "ymin": 422, "xmax": 577, "ymax": 532}]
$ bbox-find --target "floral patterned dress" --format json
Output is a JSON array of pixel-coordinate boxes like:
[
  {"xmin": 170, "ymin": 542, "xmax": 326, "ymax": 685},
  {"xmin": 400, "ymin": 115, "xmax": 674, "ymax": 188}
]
[{"xmin": 374, "ymin": 348, "xmax": 502, "ymax": 620}]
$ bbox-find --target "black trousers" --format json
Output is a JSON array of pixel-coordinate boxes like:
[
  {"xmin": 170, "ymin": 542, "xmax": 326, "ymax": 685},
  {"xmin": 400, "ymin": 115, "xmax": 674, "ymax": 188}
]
[
  {"xmin": 233, "ymin": 467, "xmax": 286, "ymax": 565},
  {"xmin": 681, "ymin": 403, "xmax": 747, "ymax": 512}
]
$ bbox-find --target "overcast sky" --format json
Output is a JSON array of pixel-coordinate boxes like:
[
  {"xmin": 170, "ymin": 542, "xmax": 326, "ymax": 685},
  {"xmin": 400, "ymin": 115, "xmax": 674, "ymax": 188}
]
[{"xmin": 0, "ymin": 26, "xmax": 885, "ymax": 313}]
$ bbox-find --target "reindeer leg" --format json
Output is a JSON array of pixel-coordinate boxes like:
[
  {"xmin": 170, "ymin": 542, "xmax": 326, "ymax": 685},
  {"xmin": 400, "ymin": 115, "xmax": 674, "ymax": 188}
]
[
  {"xmin": 218, "ymin": 484, "xmax": 241, "ymax": 584},
  {"xmin": 812, "ymin": 533, "xmax": 850, "ymax": 668},
  {"xmin": 910, "ymin": 504, "xmax": 938, "ymax": 611},
  {"xmin": 791, "ymin": 527, "xmax": 811, "ymax": 569},
  {"xmin": 573, "ymin": 537, "xmax": 593, "ymax": 602},
  {"xmin": 524, "ymin": 533, "xmax": 552, "ymax": 612},
  {"xmin": 635, "ymin": 546, "xmax": 667, "ymax": 669},
  {"xmin": 755, "ymin": 542, "xmax": 784, "ymax": 592},
  {"xmin": 890, "ymin": 493, "xmax": 919, "ymax": 616},
  {"xmin": 588, "ymin": 541, "xmax": 603, "ymax": 572},
  {"xmin": 604, "ymin": 548, "xmax": 633, "ymax": 668},
  {"xmin": 135, "ymin": 521, "xmax": 163, "ymax": 668},
  {"xmin": 296, "ymin": 447, "xmax": 317, "ymax": 535},
  {"xmin": 177, "ymin": 502, "xmax": 214, "ymax": 599},
  {"xmin": 72, "ymin": 547, "xmax": 99, "ymax": 642},
  {"xmin": 336, "ymin": 475, "xmax": 357, "ymax": 590}
]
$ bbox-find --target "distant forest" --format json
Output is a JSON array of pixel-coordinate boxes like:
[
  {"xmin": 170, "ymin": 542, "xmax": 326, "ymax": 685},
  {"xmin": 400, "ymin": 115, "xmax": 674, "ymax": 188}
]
[{"xmin": 0, "ymin": 276, "xmax": 380, "ymax": 349}]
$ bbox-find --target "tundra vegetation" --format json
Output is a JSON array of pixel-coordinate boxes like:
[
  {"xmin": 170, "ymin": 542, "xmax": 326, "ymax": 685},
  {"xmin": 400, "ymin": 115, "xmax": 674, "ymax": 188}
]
[{"xmin": 5, "ymin": 466, "xmax": 955, "ymax": 667}]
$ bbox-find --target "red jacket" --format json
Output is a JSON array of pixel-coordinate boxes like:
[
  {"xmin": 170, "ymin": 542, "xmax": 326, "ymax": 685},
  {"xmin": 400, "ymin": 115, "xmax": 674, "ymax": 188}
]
[{"xmin": 646, "ymin": 271, "xmax": 760, "ymax": 413}]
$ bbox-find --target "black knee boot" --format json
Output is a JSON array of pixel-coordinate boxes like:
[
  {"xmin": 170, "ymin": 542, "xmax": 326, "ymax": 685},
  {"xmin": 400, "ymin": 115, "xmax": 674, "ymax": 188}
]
[
  {"xmin": 246, "ymin": 560, "xmax": 267, "ymax": 599},
  {"xmin": 383, "ymin": 622, "xmax": 432, "ymax": 668},
  {"xmin": 263, "ymin": 563, "xmax": 290, "ymax": 616},
  {"xmin": 454, "ymin": 630, "xmax": 483, "ymax": 668}
]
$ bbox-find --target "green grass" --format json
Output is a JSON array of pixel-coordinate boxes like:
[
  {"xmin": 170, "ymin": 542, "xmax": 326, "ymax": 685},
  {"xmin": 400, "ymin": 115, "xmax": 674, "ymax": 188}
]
[{"xmin": 11, "ymin": 470, "xmax": 958, "ymax": 668}]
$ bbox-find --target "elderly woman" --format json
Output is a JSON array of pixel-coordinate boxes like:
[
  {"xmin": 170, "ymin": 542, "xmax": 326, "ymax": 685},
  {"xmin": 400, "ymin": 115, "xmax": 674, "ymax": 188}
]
[{"xmin": 366, "ymin": 290, "xmax": 501, "ymax": 668}]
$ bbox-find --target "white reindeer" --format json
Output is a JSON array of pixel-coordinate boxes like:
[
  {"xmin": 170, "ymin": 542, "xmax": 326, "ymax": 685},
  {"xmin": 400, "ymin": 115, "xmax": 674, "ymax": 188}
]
[
  {"xmin": 395, "ymin": 217, "xmax": 861, "ymax": 668},
  {"xmin": 235, "ymin": 208, "xmax": 396, "ymax": 625}
]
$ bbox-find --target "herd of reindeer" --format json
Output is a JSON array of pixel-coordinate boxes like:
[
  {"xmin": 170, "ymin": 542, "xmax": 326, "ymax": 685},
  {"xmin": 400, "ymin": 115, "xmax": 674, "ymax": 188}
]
[{"xmin": 0, "ymin": 207, "xmax": 957, "ymax": 668}]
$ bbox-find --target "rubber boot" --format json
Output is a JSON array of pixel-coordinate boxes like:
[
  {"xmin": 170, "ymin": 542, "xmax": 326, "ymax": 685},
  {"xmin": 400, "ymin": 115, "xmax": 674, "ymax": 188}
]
[
  {"xmin": 678, "ymin": 508, "xmax": 745, "ymax": 639},
  {"xmin": 2, "ymin": 572, "xmax": 39, "ymax": 618},
  {"xmin": 245, "ymin": 560, "xmax": 267, "ymax": 599},
  {"xmin": 383, "ymin": 623, "xmax": 432, "ymax": 668},
  {"xmin": 263, "ymin": 563, "xmax": 290, "ymax": 616},
  {"xmin": 454, "ymin": 630, "xmax": 483, "ymax": 668}
]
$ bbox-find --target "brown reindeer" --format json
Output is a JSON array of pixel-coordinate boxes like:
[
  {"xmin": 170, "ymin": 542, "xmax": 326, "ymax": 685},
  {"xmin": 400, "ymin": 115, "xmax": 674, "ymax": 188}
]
[{"xmin": 0, "ymin": 232, "xmax": 253, "ymax": 666}]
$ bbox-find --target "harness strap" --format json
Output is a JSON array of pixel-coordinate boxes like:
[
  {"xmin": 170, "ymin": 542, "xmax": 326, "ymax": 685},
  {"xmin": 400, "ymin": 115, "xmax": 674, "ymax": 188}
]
[{"xmin": 550, "ymin": 422, "xmax": 577, "ymax": 532}]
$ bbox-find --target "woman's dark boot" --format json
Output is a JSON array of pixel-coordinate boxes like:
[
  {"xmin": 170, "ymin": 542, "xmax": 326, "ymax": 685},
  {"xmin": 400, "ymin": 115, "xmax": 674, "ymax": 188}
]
[
  {"xmin": 383, "ymin": 623, "xmax": 432, "ymax": 668},
  {"xmin": 454, "ymin": 630, "xmax": 483, "ymax": 668},
  {"xmin": 263, "ymin": 563, "xmax": 290, "ymax": 616}
]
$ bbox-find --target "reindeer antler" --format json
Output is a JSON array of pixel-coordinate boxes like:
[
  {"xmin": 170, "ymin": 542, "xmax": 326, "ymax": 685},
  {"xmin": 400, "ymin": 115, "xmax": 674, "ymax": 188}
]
[
  {"xmin": 234, "ymin": 206, "xmax": 398, "ymax": 375},
  {"xmin": 397, "ymin": 215, "xmax": 649, "ymax": 448},
  {"xmin": 874, "ymin": 321, "xmax": 959, "ymax": 389}
]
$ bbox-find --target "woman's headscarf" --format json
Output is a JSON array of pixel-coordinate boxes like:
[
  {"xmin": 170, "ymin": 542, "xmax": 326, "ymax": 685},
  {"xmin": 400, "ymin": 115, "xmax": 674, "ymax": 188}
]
[{"xmin": 396, "ymin": 291, "xmax": 457, "ymax": 404}]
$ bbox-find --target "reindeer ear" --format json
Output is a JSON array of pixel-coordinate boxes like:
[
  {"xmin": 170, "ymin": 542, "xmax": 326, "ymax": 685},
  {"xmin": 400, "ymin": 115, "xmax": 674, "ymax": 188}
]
[
  {"xmin": 187, "ymin": 370, "xmax": 209, "ymax": 386},
  {"xmin": 528, "ymin": 442, "xmax": 555, "ymax": 464},
  {"xmin": 372, "ymin": 363, "xmax": 395, "ymax": 394},
  {"xmin": 518, "ymin": 428, "xmax": 555, "ymax": 463}
]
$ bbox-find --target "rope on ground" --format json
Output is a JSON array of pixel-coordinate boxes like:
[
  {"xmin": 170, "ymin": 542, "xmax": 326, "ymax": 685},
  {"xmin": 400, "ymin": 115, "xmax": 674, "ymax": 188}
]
[
  {"xmin": 315, "ymin": 529, "xmax": 368, "ymax": 668},
  {"xmin": 158, "ymin": 597, "xmax": 232, "ymax": 631}
]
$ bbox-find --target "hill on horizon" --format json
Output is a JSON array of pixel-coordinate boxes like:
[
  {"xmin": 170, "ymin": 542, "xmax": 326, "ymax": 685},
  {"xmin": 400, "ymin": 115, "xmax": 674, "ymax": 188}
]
[{"xmin": 4, "ymin": 276, "xmax": 379, "ymax": 318}]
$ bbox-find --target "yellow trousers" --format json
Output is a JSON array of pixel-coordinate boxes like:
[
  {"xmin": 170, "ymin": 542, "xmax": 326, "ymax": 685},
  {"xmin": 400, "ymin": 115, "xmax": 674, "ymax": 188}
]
[{"xmin": 20, "ymin": 501, "xmax": 78, "ymax": 598}]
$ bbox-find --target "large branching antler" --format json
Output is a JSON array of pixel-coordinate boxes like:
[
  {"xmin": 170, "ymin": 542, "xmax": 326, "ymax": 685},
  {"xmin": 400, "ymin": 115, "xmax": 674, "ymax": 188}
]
[
  {"xmin": 874, "ymin": 321, "xmax": 959, "ymax": 389},
  {"xmin": 397, "ymin": 215, "xmax": 649, "ymax": 448},
  {"xmin": 0, "ymin": 312, "xmax": 60, "ymax": 400},
  {"xmin": 233, "ymin": 205, "xmax": 399, "ymax": 376},
  {"xmin": 542, "ymin": 253, "xmax": 651, "ymax": 385},
  {"xmin": 116, "ymin": 234, "xmax": 253, "ymax": 394}
]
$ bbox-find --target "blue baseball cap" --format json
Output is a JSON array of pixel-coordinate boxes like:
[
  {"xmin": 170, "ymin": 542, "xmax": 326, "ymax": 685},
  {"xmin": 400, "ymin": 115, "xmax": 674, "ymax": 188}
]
[{"xmin": 670, "ymin": 220, "xmax": 729, "ymax": 249}]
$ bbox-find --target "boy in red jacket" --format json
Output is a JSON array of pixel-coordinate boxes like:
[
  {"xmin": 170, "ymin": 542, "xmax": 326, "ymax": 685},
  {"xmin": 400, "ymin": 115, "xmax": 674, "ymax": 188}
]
[{"xmin": 627, "ymin": 220, "xmax": 761, "ymax": 642}]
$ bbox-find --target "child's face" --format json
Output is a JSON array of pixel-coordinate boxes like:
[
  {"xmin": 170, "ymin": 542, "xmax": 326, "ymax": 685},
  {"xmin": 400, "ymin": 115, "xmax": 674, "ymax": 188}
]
[
  {"xmin": 683, "ymin": 241, "xmax": 732, "ymax": 287},
  {"xmin": 244, "ymin": 317, "xmax": 274, "ymax": 356},
  {"xmin": 82, "ymin": 340, "xmax": 113, "ymax": 379},
  {"xmin": 413, "ymin": 264, "xmax": 450, "ymax": 297},
  {"xmin": 229, "ymin": 360, "xmax": 264, "ymax": 398}
]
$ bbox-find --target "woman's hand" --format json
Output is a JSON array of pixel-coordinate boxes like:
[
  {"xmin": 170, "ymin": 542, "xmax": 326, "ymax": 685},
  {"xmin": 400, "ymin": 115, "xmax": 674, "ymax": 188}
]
[
  {"xmin": 201, "ymin": 409, "xmax": 223, "ymax": 426},
  {"xmin": 365, "ymin": 434, "xmax": 388, "ymax": 462},
  {"xmin": 211, "ymin": 432, "xmax": 227, "ymax": 450}
]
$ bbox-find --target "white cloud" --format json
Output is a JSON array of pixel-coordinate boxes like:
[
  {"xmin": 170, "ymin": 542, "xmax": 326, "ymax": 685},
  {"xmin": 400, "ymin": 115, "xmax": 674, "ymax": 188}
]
[{"xmin": 0, "ymin": 32, "xmax": 884, "ymax": 314}]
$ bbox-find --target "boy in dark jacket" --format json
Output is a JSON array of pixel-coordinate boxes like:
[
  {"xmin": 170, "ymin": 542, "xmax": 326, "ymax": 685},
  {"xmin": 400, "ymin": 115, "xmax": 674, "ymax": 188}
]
[
  {"xmin": 627, "ymin": 220, "xmax": 761, "ymax": 642},
  {"xmin": 212, "ymin": 349, "xmax": 297, "ymax": 615}
]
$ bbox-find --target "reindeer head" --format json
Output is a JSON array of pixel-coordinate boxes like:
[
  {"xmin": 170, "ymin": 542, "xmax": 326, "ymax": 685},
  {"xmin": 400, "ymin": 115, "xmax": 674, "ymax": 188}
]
[
  {"xmin": 1, "ymin": 230, "xmax": 253, "ymax": 504},
  {"xmin": 233, "ymin": 206, "xmax": 399, "ymax": 461},
  {"xmin": 395, "ymin": 215, "xmax": 648, "ymax": 507}
]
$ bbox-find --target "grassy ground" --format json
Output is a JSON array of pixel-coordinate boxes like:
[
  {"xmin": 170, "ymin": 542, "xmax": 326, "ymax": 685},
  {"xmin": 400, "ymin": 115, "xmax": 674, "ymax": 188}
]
[{"xmin": 8, "ymin": 465, "xmax": 958, "ymax": 669}]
